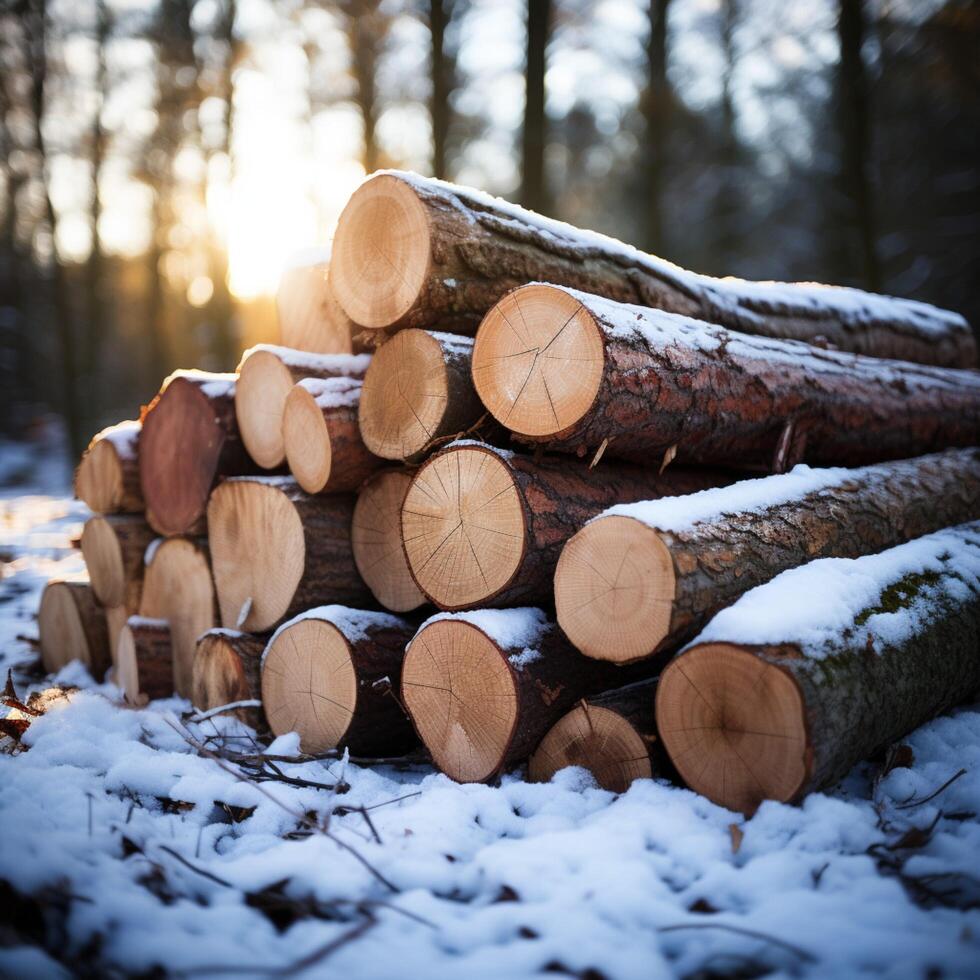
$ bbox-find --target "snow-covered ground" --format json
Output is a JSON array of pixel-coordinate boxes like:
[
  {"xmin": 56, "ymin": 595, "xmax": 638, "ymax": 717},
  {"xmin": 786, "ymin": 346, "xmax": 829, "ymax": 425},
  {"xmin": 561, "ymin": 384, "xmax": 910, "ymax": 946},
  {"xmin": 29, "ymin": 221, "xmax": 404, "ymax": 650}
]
[{"xmin": 2, "ymin": 470, "xmax": 979, "ymax": 978}]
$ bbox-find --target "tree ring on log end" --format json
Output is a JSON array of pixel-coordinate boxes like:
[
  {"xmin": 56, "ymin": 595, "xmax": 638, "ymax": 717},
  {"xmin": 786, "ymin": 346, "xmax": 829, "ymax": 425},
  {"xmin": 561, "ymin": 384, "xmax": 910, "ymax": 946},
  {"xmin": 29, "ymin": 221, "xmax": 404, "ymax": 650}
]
[
  {"xmin": 401, "ymin": 619, "xmax": 518, "ymax": 782},
  {"xmin": 261, "ymin": 618, "xmax": 358, "ymax": 752},
  {"xmin": 208, "ymin": 481, "xmax": 305, "ymax": 632},
  {"xmin": 656, "ymin": 643, "xmax": 809, "ymax": 814},
  {"xmin": 359, "ymin": 330, "xmax": 449, "ymax": 460},
  {"xmin": 283, "ymin": 384, "xmax": 333, "ymax": 493},
  {"xmin": 39, "ymin": 583, "xmax": 92, "ymax": 673},
  {"xmin": 472, "ymin": 283, "xmax": 605, "ymax": 438},
  {"xmin": 76, "ymin": 439, "xmax": 123, "ymax": 514},
  {"xmin": 81, "ymin": 516, "xmax": 125, "ymax": 607},
  {"xmin": 352, "ymin": 471, "xmax": 426, "ymax": 613},
  {"xmin": 401, "ymin": 446, "xmax": 525, "ymax": 609},
  {"xmin": 555, "ymin": 515, "xmax": 675, "ymax": 663},
  {"xmin": 330, "ymin": 174, "xmax": 431, "ymax": 329},
  {"xmin": 236, "ymin": 349, "xmax": 297, "ymax": 469},
  {"xmin": 193, "ymin": 633, "xmax": 251, "ymax": 715},
  {"xmin": 115, "ymin": 625, "xmax": 146, "ymax": 707},
  {"xmin": 529, "ymin": 704, "xmax": 652, "ymax": 793}
]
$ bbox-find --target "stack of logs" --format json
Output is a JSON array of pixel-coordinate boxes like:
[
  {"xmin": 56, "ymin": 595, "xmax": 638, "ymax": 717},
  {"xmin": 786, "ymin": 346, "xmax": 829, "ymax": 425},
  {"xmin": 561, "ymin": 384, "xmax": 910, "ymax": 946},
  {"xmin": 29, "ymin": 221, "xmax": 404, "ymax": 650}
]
[{"xmin": 39, "ymin": 171, "xmax": 980, "ymax": 816}]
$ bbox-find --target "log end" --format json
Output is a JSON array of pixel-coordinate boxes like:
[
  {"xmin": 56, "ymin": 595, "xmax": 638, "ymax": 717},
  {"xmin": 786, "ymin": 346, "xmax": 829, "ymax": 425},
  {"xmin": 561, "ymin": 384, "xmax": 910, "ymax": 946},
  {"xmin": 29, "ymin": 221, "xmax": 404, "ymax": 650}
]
[
  {"xmin": 555, "ymin": 515, "xmax": 675, "ymax": 663},
  {"xmin": 193, "ymin": 632, "xmax": 260, "ymax": 724},
  {"xmin": 359, "ymin": 329, "xmax": 450, "ymax": 460},
  {"xmin": 402, "ymin": 619, "xmax": 518, "ymax": 783},
  {"xmin": 80, "ymin": 515, "xmax": 125, "ymax": 607},
  {"xmin": 283, "ymin": 383, "xmax": 333, "ymax": 493},
  {"xmin": 529, "ymin": 703, "xmax": 653, "ymax": 793},
  {"xmin": 472, "ymin": 283, "xmax": 605, "ymax": 438},
  {"xmin": 352, "ymin": 471, "xmax": 426, "ymax": 613},
  {"xmin": 401, "ymin": 446, "xmax": 525, "ymax": 609},
  {"xmin": 656, "ymin": 643, "xmax": 809, "ymax": 814},
  {"xmin": 277, "ymin": 262, "xmax": 354, "ymax": 355},
  {"xmin": 38, "ymin": 581, "xmax": 98, "ymax": 675},
  {"xmin": 236, "ymin": 349, "xmax": 296, "ymax": 469},
  {"xmin": 261, "ymin": 618, "xmax": 358, "ymax": 752},
  {"xmin": 330, "ymin": 173, "xmax": 431, "ymax": 329},
  {"xmin": 75, "ymin": 439, "xmax": 125, "ymax": 514}
]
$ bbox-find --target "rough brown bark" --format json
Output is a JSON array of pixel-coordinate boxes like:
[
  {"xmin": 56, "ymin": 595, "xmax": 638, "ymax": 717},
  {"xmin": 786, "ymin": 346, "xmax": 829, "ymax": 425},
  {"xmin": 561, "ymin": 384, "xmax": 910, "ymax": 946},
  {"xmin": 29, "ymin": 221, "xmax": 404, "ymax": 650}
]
[
  {"xmin": 193, "ymin": 629, "xmax": 266, "ymax": 729},
  {"xmin": 330, "ymin": 172, "xmax": 975, "ymax": 367},
  {"xmin": 118, "ymin": 617, "xmax": 173, "ymax": 705},
  {"xmin": 81, "ymin": 514, "xmax": 156, "ymax": 612},
  {"xmin": 74, "ymin": 420, "xmax": 142, "ymax": 514},
  {"xmin": 38, "ymin": 580, "xmax": 109, "ymax": 678},
  {"xmin": 474, "ymin": 284, "xmax": 980, "ymax": 470},
  {"xmin": 277, "ymin": 259, "xmax": 355, "ymax": 355},
  {"xmin": 140, "ymin": 372, "xmax": 260, "ymax": 536}
]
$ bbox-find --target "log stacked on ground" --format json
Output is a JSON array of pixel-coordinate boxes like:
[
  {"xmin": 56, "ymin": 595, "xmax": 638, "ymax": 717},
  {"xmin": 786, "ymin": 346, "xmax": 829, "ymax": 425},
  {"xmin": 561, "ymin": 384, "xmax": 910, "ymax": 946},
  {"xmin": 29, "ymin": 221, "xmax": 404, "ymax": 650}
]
[
  {"xmin": 81, "ymin": 514, "xmax": 156, "ymax": 613},
  {"xmin": 193, "ymin": 629, "xmax": 265, "ymax": 729},
  {"xmin": 277, "ymin": 250, "xmax": 355, "ymax": 355},
  {"xmin": 235, "ymin": 344, "xmax": 371, "ymax": 470},
  {"xmin": 139, "ymin": 536, "xmax": 217, "ymax": 697},
  {"xmin": 471, "ymin": 284, "xmax": 980, "ymax": 471},
  {"xmin": 261, "ymin": 606, "xmax": 416, "ymax": 755},
  {"xmin": 329, "ymin": 171, "xmax": 975, "ymax": 368},
  {"xmin": 75, "ymin": 420, "xmax": 143, "ymax": 514},
  {"xmin": 116, "ymin": 617, "xmax": 172, "ymax": 705},
  {"xmin": 38, "ymin": 580, "xmax": 109, "ymax": 678},
  {"xmin": 401, "ymin": 609, "xmax": 653, "ymax": 783},
  {"xmin": 104, "ymin": 605, "xmax": 130, "ymax": 673},
  {"xmin": 282, "ymin": 377, "xmax": 383, "ymax": 493},
  {"xmin": 350, "ymin": 470, "xmax": 426, "ymax": 613},
  {"xmin": 207, "ymin": 476, "xmax": 373, "ymax": 633},
  {"xmin": 358, "ymin": 329, "xmax": 486, "ymax": 461},
  {"xmin": 528, "ymin": 679, "xmax": 664, "ymax": 792},
  {"xmin": 555, "ymin": 449, "xmax": 980, "ymax": 664},
  {"xmin": 401, "ymin": 442, "xmax": 728, "ymax": 610},
  {"xmin": 139, "ymin": 370, "xmax": 254, "ymax": 537},
  {"xmin": 657, "ymin": 523, "xmax": 980, "ymax": 814}
]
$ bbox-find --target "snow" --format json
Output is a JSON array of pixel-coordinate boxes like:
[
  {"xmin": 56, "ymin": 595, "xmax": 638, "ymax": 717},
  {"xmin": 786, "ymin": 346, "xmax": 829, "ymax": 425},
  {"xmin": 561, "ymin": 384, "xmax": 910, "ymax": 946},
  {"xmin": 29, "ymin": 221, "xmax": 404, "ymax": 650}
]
[
  {"xmin": 428, "ymin": 329, "xmax": 475, "ymax": 355},
  {"xmin": 298, "ymin": 375, "xmax": 363, "ymax": 410},
  {"xmin": 143, "ymin": 537, "xmax": 162, "ymax": 566},
  {"xmin": 264, "ymin": 605, "xmax": 409, "ymax": 666},
  {"xmin": 418, "ymin": 607, "xmax": 551, "ymax": 654},
  {"xmin": 689, "ymin": 523, "xmax": 980, "ymax": 656},
  {"xmin": 443, "ymin": 438, "xmax": 515, "ymax": 460},
  {"xmin": 163, "ymin": 368, "xmax": 237, "ymax": 399},
  {"xmin": 240, "ymin": 342, "xmax": 371, "ymax": 377},
  {"xmin": 124, "ymin": 615, "xmax": 169, "ymax": 630},
  {"xmin": 3, "ymin": 483, "xmax": 980, "ymax": 978},
  {"xmin": 90, "ymin": 419, "xmax": 140, "ymax": 460}
]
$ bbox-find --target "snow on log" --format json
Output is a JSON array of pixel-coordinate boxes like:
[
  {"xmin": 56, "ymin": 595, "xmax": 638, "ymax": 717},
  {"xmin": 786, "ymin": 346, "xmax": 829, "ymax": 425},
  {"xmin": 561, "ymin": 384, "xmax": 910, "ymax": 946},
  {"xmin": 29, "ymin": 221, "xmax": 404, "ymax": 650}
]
[
  {"xmin": 358, "ymin": 329, "xmax": 490, "ymax": 461},
  {"xmin": 555, "ymin": 448, "xmax": 980, "ymax": 665},
  {"xmin": 657, "ymin": 523, "xmax": 980, "ymax": 815},
  {"xmin": 38, "ymin": 580, "xmax": 109, "ymax": 678},
  {"xmin": 139, "ymin": 536, "xmax": 217, "ymax": 698},
  {"xmin": 402, "ymin": 608, "xmax": 654, "ymax": 783},
  {"xmin": 235, "ymin": 343, "xmax": 371, "ymax": 470},
  {"xmin": 74, "ymin": 420, "xmax": 143, "ymax": 514},
  {"xmin": 116, "ymin": 617, "xmax": 172, "ymax": 705},
  {"xmin": 528, "ymin": 679, "xmax": 665, "ymax": 793},
  {"xmin": 207, "ymin": 476, "xmax": 373, "ymax": 633},
  {"xmin": 401, "ymin": 441, "xmax": 729, "ymax": 610},
  {"xmin": 261, "ymin": 606, "xmax": 416, "ymax": 755},
  {"xmin": 472, "ymin": 284, "xmax": 980, "ymax": 471},
  {"xmin": 329, "ymin": 171, "xmax": 975, "ymax": 368},
  {"xmin": 192, "ymin": 629, "xmax": 266, "ymax": 729},
  {"xmin": 351, "ymin": 470, "xmax": 427, "ymax": 613},
  {"xmin": 80, "ymin": 514, "xmax": 156, "ymax": 612},
  {"xmin": 277, "ymin": 249, "xmax": 356, "ymax": 355},
  {"xmin": 282, "ymin": 377, "xmax": 384, "ymax": 493},
  {"xmin": 139, "ymin": 370, "xmax": 256, "ymax": 536}
]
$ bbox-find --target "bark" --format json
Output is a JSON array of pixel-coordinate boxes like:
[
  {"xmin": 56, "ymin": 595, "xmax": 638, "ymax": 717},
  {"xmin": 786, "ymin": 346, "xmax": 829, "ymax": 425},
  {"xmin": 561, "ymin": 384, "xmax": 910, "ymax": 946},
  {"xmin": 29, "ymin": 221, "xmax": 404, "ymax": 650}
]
[
  {"xmin": 74, "ymin": 421, "xmax": 143, "ymax": 514},
  {"xmin": 121, "ymin": 617, "xmax": 173, "ymax": 704},
  {"xmin": 495, "ymin": 285, "xmax": 980, "ymax": 470},
  {"xmin": 335, "ymin": 172, "xmax": 976, "ymax": 367},
  {"xmin": 38, "ymin": 580, "xmax": 110, "ymax": 678},
  {"xmin": 193, "ymin": 629, "xmax": 265, "ymax": 729}
]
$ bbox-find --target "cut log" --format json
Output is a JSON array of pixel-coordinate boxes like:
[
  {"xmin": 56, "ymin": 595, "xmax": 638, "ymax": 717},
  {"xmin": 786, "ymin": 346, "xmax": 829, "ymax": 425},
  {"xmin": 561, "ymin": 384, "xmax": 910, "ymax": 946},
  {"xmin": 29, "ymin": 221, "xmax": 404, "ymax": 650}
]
[
  {"xmin": 105, "ymin": 604, "xmax": 129, "ymax": 673},
  {"xmin": 351, "ymin": 470, "xmax": 426, "ymax": 613},
  {"xmin": 116, "ymin": 616, "xmax": 172, "ymax": 705},
  {"xmin": 401, "ymin": 442, "xmax": 728, "ymax": 610},
  {"xmin": 329, "ymin": 171, "xmax": 975, "ymax": 368},
  {"xmin": 657, "ymin": 523, "xmax": 980, "ymax": 814},
  {"xmin": 401, "ymin": 609, "xmax": 652, "ymax": 783},
  {"xmin": 38, "ymin": 580, "xmax": 109, "ymax": 678},
  {"xmin": 139, "ymin": 536, "xmax": 217, "ymax": 698},
  {"xmin": 472, "ymin": 284, "xmax": 980, "ymax": 470},
  {"xmin": 74, "ymin": 420, "xmax": 142, "ymax": 514},
  {"xmin": 528, "ymin": 680, "xmax": 664, "ymax": 793},
  {"xmin": 261, "ymin": 606, "xmax": 416, "ymax": 755},
  {"xmin": 235, "ymin": 344, "xmax": 371, "ymax": 470},
  {"xmin": 277, "ymin": 250, "xmax": 356, "ymax": 355},
  {"xmin": 139, "ymin": 370, "xmax": 255, "ymax": 537},
  {"xmin": 80, "ymin": 514, "xmax": 156, "ymax": 612},
  {"xmin": 358, "ymin": 329, "xmax": 488, "ymax": 461},
  {"xmin": 555, "ymin": 448, "xmax": 980, "ymax": 665},
  {"xmin": 193, "ymin": 629, "xmax": 265, "ymax": 729},
  {"xmin": 207, "ymin": 476, "xmax": 373, "ymax": 632},
  {"xmin": 282, "ymin": 377, "xmax": 384, "ymax": 493}
]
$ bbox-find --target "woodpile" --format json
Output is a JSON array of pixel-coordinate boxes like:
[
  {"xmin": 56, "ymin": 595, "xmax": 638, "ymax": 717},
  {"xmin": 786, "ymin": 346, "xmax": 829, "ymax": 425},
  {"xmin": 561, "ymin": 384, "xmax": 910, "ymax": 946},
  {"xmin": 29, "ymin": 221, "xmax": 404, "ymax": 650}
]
[{"xmin": 40, "ymin": 171, "xmax": 977, "ymax": 811}]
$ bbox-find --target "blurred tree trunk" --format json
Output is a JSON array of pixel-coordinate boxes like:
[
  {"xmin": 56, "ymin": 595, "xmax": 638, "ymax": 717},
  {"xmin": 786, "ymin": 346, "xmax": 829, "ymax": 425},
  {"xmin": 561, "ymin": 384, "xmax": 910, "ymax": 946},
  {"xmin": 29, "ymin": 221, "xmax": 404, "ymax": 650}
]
[
  {"xmin": 428, "ymin": 0, "xmax": 452, "ymax": 179},
  {"xmin": 713, "ymin": 0, "xmax": 739, "ymax": 273},
  {"xmin": 640, "ymin": 0, "xmax": 671, "ymax": 256},
  {"xmin": 837, "ymin": 0, "xmax": 880, "ymax": 291},
  {"xmin": 521, "ymin": 0, "xmax": 551, "ymax": 215}
]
